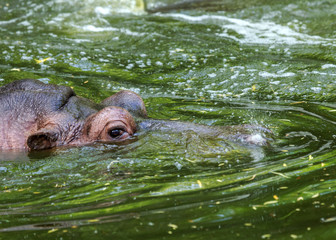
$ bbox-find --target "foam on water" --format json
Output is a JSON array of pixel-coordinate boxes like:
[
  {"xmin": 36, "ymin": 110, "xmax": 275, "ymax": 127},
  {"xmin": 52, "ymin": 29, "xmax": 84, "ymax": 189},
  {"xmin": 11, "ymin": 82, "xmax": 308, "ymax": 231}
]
[
  {"xmin": 54, "ymin": 0, "xmax": 145, "ymax": 14},
  {"xmin": 321, "ymin": 64, "xmax": 336, "ymax": 69},
  {"xmin": 160, "ymin": 13, "xmax": 335, "ymax": 45},
  {"xmin": 81, "ymin": 25, "xmax": 146, "ymax": 36},
  {"xmin": 259, "ymin": 71, "xmax": 295, "ymax": 78}
]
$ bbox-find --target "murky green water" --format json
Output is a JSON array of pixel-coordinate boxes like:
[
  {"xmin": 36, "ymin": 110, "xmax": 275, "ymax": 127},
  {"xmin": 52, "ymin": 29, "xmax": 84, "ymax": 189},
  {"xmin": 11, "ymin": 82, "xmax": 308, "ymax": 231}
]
[{"xmin": 1, "ymin": 0, "xmax": 336, "ymax": 239}]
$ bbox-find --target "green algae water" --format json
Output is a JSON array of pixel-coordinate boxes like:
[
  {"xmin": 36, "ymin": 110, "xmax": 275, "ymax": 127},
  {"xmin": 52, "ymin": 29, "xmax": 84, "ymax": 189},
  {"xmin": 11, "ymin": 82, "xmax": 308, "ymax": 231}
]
[{"xmin": 1, "ymin": 0, "xmax": 336, "ymax": 239}]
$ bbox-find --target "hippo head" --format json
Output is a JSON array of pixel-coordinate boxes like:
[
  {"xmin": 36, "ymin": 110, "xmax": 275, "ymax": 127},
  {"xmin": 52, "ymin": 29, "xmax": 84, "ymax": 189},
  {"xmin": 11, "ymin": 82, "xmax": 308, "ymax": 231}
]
[
  {"xmin": 0, "ymin": 79, "xmax": 143, "ymax": 151},
  {"xmin": 26, "ymin": 106, "xmax": 137, "ymax": 151}
]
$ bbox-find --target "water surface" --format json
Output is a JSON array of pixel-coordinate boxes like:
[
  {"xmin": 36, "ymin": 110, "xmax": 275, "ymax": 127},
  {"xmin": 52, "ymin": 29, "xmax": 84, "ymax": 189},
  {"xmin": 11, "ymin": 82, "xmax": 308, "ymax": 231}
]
[{"xmin": 1, "ymin": 0, "xmax": 336, "ymax": 239}]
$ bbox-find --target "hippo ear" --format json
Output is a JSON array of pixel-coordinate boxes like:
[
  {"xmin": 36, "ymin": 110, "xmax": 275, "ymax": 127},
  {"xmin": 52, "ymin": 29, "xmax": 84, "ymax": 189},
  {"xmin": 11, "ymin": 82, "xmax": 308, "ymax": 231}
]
[
  {"xmin": 101, "ymin": 90, "xmax": 147, "ymax": 118},
  {"xmin": 27, "ymin": 129, "xmax": 58, "ymax": 151}
]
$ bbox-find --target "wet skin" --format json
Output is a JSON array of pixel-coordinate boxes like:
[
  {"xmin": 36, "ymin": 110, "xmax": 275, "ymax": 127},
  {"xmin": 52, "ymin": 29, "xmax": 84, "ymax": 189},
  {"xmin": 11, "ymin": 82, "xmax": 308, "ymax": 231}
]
[
  {"xmin": 0, "ymin": 79, "xmax": 270, "ymax": 151},
  {"xmin": 0, "ymin": 79, "xmax": 138, "ymax": 151}
]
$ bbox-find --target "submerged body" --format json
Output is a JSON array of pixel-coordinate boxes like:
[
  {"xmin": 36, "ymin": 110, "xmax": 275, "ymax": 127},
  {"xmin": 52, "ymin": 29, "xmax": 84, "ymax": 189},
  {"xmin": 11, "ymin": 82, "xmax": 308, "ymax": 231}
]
[
  {"xmin": 139, "ymin": 120, "xmax": 270, "ymax": 146},
  {"xmin": 0, "ymin": 79, "xmax": 270, "ymax": 151}
]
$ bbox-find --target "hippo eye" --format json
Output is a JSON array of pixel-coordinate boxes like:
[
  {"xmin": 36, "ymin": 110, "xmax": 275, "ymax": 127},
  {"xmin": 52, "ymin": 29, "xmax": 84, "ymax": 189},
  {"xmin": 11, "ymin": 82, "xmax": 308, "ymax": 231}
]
[{"xmin": 108, "ymin": 128, "xmax": 125, "ymax": 139}]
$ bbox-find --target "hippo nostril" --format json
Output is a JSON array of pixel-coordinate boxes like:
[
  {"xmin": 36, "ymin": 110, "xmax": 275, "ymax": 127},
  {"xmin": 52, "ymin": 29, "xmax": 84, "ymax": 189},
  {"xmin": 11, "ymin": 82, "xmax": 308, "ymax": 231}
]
[{"xmin": 27, "ymin": 132, "xmax": 58, "ymax": 150}]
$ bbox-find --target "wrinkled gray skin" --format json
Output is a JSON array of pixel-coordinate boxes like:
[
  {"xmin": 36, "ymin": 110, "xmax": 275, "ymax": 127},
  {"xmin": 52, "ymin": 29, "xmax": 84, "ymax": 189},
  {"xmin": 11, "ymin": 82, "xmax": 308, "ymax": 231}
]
[
  {"xmin": 0, "ymin": 79, "xmax": 270, "ymax": 152},
  {"xmin": 0, "ymin": 79, "xmax": 137, "ymax": 151}
]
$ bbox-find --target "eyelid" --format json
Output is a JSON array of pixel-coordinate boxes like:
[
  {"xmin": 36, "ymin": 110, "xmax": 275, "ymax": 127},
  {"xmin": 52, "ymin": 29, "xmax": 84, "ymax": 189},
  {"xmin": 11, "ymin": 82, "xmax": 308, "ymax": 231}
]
[
  {"xmin": 106, "ymin": 121, "xmax": 127, "ymax": 130},
  {"xmin": 108, "ymin": 125, "xmax": 126, "ymax": 132}
]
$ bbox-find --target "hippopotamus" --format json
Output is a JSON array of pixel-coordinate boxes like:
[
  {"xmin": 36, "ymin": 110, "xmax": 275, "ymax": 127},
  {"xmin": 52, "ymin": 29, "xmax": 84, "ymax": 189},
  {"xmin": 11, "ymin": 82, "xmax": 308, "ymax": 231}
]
[{"xmin": 0, "ymin": 79, "xmax": 270, "ymax": 151}]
